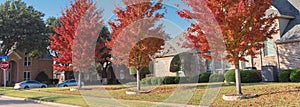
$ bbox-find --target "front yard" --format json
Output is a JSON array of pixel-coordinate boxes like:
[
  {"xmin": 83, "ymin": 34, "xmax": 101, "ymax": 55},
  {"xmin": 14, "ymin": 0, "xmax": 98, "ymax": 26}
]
[{"xmin": 1, "ymin": 83, "xmax": 299, "ymax": 107}]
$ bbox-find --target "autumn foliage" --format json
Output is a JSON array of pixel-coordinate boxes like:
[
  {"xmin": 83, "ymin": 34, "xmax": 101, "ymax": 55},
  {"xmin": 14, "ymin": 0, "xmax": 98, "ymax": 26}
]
[
  {"xmin": 50, "ymin": 0, "xmax": 103, "ymax": 72},
  {"xmin": 107, "ymin": 0, "xmax": 166, "ymax": 68},
  {"xmin": 178, "ymin": 0, "xmax": 278, "ymax": 64},
  {"xmin": 178, "ymin": 0, "xmax": 278, "ymax": 95},
  {"xmin": 129, "ymin": 37, "xmax": 164, "ymax": 70}
]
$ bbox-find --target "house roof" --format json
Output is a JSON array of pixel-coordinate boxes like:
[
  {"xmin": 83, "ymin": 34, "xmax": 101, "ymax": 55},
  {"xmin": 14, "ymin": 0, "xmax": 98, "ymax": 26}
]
[
  {"xmin": 272, "ymin": 0, "xmax": 300, "ymax": 43},
  {"xmin": 155, "ymin": 33, "xmax": 193, "ymax": 57}
]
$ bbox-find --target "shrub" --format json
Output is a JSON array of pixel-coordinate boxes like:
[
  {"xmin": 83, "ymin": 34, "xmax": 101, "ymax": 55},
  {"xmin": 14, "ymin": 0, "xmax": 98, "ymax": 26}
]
[
  {"xmin": 163, "ymin": 76, "xmax": 177, "ymax": 84},
  {"xmin": 279, "ymin": 69, "xmax": 293, "ymax": 82},
  {"xmin": 209, "ymin": 74, "xmax": 224, "ymax": 82},
  {"xmin": 290, "ymin": 68, "xmax": 300, "ymax": 82},
  {"xmin": 141, "ymin": 78, "xmax": 152, "ymax": 85},
  {"xmin": 224, "ymin": 69, "xmax": 261, "ymax": 83},
  {"xmin": 170, "ymin": 54, "xmax": 181, "ymax": 72},
  {"xmin": 35, "ymin": 71, "xmax": 49, "ymax": 84},
  {"xmin": 151, "ymin": 77, "xmax": 163, "ymax": 85},
  {"xmin": 224, "ymin": 69, "xmax": 235, "ymax": 82},
  {"xmin": 199, "ymin": 72, "xmax": 211, "ymax": 83},
  {"xmin": 240, "ymin": 70, "xmax": 261, "ymax": 83}
]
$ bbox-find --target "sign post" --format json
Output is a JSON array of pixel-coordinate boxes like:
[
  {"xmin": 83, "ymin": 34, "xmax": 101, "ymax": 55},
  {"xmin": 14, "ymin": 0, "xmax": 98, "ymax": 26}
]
[{"xmin": 0, "ymin": 58, "xmax": 9, "ymax": 95}]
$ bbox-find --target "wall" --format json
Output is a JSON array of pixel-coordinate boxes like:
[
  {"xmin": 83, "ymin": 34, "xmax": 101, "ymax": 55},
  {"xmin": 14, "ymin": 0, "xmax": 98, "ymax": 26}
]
[
  {"xmin": 0, "ymin": 51, "xmax": 53, "ymax": 85},
  {"xmin": 277, "ymin": 42, "xmax": 300, "ymax": 69},
  {"xmin": 153, "ymin": 57, "xmax": 176, "ymax": 77}
]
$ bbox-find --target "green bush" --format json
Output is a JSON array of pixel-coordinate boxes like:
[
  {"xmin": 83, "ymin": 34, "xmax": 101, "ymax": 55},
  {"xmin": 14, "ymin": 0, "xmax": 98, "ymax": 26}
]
[
  {"xmin": 35, "ymin": 71, "xmax": 49, "ymax": 84},
  {"xmin": 224, "ymin": 69, "xmax": 261, "ymax": 83},
  {"xmin": 141, "ymin": 78, "xmax": 152, "ymax": 85},
  {"xmin": 209, "ymin": 74, "xmax": 224, "ymax": 82},
  {"xmin": 240, "ymin": 70, "xmax": 261, "ymax": 83},
  {"xmin": 224, "ymin": 69, "xmax": 236, "ymax": 82},
  {"xmin": 163, "ymin": 76, "xmax": 177, "ymax": 84},
  {"xmin": 170, "ymin": 54, "xmax": 181, "ymax": 72},
  {"xmin": 151, "ymin": 77, "xmax": 163, "ymax": 85},
  {"xmin": 199, "ymin": 72, "xmax": 211, "ymax": 83},
  {"xmin": 279, "ymin": 69, "xmax": 293, "ymax": 82},
  {"xmin": 290, "ymin": 68, "xmax": 300, "ymax": 82}
]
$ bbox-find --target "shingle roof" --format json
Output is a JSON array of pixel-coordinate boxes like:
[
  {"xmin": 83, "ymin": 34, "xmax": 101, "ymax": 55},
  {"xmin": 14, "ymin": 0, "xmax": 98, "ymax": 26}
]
[
  {"xmin": 155, "ymin": 33, "xmax": 192, "ymax": 57},
  {"xmin": 273, "ymin": 0, "xmax": 300, "ymax": 43},
  {"xmin": 272, "ymin": 0, "xmax": 299, "ymax": 16}
]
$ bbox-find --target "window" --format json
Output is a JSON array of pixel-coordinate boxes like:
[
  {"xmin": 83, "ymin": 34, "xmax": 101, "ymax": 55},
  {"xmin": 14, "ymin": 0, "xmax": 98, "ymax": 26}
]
[
  {"xmin": 24, "ymin": 53, "xmax": 32, "ymax": 66},
  {"xmin": 206, "ymin": 60, "xmax": 231, "ymax": 72},
  {"xmin": 24, "ymin": 71, "xmax": 31, "ymax": 80},
  {"xmin": 264, "ymin": 38, "xmax": 275, "ymax": 56}
]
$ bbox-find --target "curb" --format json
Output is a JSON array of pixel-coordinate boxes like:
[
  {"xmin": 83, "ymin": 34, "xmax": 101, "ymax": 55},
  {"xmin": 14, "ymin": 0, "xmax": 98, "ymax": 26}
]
[{"xmin": 0, "ymin": 95, "xmax": 81, "ymax": 107}]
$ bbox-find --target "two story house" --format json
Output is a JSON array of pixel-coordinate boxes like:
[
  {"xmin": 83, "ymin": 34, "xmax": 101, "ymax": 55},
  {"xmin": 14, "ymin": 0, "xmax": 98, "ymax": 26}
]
[
  {"xmin": 0, "ymin": 51, "xmax": 53, "ymax": 85},
  {"xmin": 242, "ymin": 0, "xmax": 300, "ymax": 71}
]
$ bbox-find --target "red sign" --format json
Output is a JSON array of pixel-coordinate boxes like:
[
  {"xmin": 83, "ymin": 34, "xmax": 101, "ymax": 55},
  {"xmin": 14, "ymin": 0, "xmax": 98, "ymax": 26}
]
[{"xmin": 1, "ymin": 61, "xmax": 9, "ymax": 70}]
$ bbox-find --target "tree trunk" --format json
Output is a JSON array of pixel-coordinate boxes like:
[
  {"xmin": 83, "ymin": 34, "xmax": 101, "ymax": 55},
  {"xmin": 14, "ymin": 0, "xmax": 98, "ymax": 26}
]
[
  {"xmin": 136, "ymin": 68, "xmax": 140, "ymax": 93},
  {"xmin": 235, "ymin": 63, "xmax": 243, "ymax": 95},
  {"xmin": 78, "ymin": 72, "xmax": 82, "ymax": 89}
]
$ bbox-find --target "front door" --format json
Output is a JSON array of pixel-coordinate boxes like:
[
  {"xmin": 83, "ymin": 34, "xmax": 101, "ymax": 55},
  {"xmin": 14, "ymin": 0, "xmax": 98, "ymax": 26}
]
[{"xmin": 8, "ymin": 61, "xmax": 17, "ymax": 85}]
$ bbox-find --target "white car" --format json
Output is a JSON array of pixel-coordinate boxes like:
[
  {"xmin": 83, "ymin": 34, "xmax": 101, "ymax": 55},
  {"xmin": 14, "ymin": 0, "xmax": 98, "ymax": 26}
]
[{"xmin": 14, "ymin": 80, "xmax": 47, "ymax": 89}]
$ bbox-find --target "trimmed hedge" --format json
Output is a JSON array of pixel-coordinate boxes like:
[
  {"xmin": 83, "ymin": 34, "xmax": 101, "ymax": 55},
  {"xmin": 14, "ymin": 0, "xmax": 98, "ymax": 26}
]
[
  {"xmin": 199, "ymin": 72, "xmax": 211, "ymax": 83},
  {"xmin": 141, "ymin": 72, "xmax": 213, "ymax": 85},
  {"xmin": 290, "ymin": 68, "xmax": 300, "ymax": 82},
  {"xmin": 279, "ymin": 69, "xmax": 293, "ymax": 82},
  {"xmin": 152, "ymin": 77, "xmax": 163, "ymax": 85},
  {"xmin": 209, "ymin": 74, "xmax": 224, "ymax": 82},
  {"xmin": 224, "ymin": 70, "xmax": 235, "ymax": 82},
  {"xmin": 224, "ymin": 69, "xmax": 261, "ymax": 83}
]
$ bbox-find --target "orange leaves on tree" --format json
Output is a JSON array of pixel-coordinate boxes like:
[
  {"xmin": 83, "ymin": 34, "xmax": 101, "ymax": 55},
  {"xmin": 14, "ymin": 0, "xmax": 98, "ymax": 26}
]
[
  {"xmin": 50, "ymin": 0, "xmax": 103, "ymax": 72},
  {"xmin": 129, "ymin": 38, "xmax": 164, "ymax": 70},
  {"xmin": 178, "ymin": 0, "xmax": 278, "ymax": 65},
  {"xmin": 108, "ymin": 0, "xmax": 166, "ymax": 68}
]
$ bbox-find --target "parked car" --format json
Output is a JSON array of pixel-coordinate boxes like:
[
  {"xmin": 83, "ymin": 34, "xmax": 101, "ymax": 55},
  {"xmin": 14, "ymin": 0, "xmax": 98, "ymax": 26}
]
[
  {"xmin": 14, "ymin": 80, "xmax": 47, "ymax": 90},
  {"xmin": 56, "ymin": 79, "xmax": 84, "ymax": 87}
]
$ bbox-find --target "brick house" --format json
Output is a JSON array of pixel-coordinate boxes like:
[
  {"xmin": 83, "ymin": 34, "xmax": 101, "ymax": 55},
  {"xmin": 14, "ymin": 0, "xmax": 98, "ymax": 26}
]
[
  {"xmin": 0, "ymin": 51, "xmax": 53, "ymax": 85},
  {"xmin": 153, "ymin": 34, "xmax": 208, "ymax": 77},
  {"xmin": 242, "ymin": 0, "xmax": 300, "ymax": 72},
  {"xmin": 153, "ymin": 0, "xmax": 300, "ymax": 78}
]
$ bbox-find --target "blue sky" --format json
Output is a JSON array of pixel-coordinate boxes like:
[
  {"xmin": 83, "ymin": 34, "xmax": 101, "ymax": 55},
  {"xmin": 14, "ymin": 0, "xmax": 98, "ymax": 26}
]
[{"xmin": 0, "ymin": 0, "xmax": 192, "ymax": 38}]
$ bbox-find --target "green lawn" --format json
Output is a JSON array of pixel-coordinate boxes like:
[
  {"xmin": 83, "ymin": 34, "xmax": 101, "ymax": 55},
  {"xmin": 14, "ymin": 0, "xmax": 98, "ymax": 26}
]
[{"xmin": 1, "ymin": 83, "xmax": 300, "ymax": 107}]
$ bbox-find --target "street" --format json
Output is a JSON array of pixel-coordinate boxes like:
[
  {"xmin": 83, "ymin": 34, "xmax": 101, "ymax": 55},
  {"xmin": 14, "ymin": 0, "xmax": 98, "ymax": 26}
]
[{"xmin": 0, "ymin": 96, "xmax": 77, "ymax": 107}]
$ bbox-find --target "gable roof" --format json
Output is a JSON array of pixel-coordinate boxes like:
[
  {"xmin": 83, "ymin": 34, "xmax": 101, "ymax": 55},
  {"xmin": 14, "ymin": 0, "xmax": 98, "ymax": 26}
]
[
  {"xmin": 273, "ymin": 0, "xmax": 300, "ymax": 43},
  {"xmin": 155, "ymin": 33, "xmax": 193, "ymax": 57}
]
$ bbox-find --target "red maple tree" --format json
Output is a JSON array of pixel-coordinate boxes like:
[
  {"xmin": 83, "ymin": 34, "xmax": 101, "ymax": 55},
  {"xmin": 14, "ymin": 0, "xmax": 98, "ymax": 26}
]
[
  {"xmin": 50, "ymin": 0, "xmax": 103, "ymax": 74},
  {"xmin": 107, "ymin": 0, "xmax": 166, "ymax": 91},
  {"xmin": 178, "ymin": 0, "xmax": 278, "ymax": 95}
]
